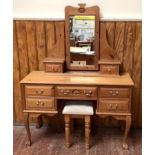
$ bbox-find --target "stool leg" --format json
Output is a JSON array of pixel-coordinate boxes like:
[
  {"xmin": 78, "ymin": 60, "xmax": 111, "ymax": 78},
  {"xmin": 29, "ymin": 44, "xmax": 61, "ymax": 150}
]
[
  {"xmin": 64, "ymin": 115, "xmax": 71, "ymax": 148},
  {"xmin": 85, "ymin": 115, "xmax": 90, "ymax": 149}
]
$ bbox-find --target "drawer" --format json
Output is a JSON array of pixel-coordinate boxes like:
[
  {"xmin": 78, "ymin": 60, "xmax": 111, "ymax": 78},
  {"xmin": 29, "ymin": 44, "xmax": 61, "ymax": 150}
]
[
  {"xmin": 26, "ymin": 98, "xmax": 56, "ymax": 110},
  {"xmin": 25, "ymin": 85, "xmax": 54, "ymax": 97},
  {"xmin": 99, "ymin": 87, "xmax": 130, "ymax": 98},
  {"xmin": 45, "ymin": 64, "xmax": 63, "ymax": 72},
  {"xmin": 55, "ymin": 86, "xmax": 97, "ymax": 99},
  {"xmin": 100, "ymin": 64, "xmax": 119, "ymax": 75},
  {"xmin": 98, "ymin": 99, "xmax": 129, "ymax": 113}
]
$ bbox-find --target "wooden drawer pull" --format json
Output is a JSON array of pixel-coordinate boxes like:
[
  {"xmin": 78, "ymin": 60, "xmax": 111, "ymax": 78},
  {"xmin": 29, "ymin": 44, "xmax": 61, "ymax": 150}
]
[
  {"xmin": 36, "ymin": 100, "xmax": 44, "ymax": 106},
  {"xmin": 63, "ymin": 92, "xmax": 69, "ymax": 95},
  {"xmin": 109, "ymin": 104, "xmax": 118, "ymax": 110},
  {"xmin": 84, "ymin": 91, "xmax": 92, "ymax": 96},
  {"xmin": 35, "ymin": 90, "xmax": 44, "ymax": 95},
  {"xmin": 109, "ymin": 90, "xmax": 119, "ymax": 96}
]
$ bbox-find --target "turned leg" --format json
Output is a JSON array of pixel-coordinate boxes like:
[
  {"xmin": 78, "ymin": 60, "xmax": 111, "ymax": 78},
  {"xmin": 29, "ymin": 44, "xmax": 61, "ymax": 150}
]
[
  {"xmin": 35, "ymin": 115, "xmax": 43, "ymax": 128},
  {"xmin": 123, "ymin": 115, "xmax": 131, "ymax": 149},
  {"xmin": 85, "ymin": 115, "xmax": 90, "ymax": 149},
  {"xmin": 64, "ymin": 115, "xmax": 71, "ymax": 148},
  {"xmin": 24, "ymin": 112, "xmax": 32, "ymax": 146}
]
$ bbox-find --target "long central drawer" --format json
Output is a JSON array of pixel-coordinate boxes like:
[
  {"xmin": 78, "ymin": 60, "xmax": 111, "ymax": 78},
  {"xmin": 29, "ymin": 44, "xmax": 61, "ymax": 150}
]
[{"xmin": 55, "ymin": 86, "xmax": 97, "ymax": 99}]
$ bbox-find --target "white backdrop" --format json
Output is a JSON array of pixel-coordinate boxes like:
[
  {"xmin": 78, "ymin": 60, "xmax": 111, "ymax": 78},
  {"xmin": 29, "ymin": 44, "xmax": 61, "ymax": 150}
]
[{"xmin": 13, "ymin": 0, "xmax": 142, "ymax": 20}]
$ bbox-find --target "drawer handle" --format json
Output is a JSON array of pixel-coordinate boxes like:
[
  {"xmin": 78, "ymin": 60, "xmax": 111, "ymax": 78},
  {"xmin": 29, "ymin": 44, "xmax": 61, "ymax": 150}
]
[
  {"xmin": 109, "ymin": 104, "xmax": 118, "ymax": 110},
  {"xmin": 36, "ymin": 100, "xmax": 41, "ymax": 105},
  {"xmin": 84, "ymin": 91, "xmax": 92, "ymax": 96},
  {"xmin": 41, "ymin": 102, "xmax": 44, "ymax": 106},
  {"xmin": 63, "ymin": 92, "xmax": 69, "ymax": 95},
  {"xmin": 109, "ymin": 90, "xmax": 119, "ymax": 96},
  {"xmin": 36, "ymin": 90, "xmax": 44, "ymax": 95}
]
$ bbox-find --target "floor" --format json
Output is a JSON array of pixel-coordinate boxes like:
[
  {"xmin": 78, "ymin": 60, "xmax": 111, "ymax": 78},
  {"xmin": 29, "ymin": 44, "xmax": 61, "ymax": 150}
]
[{"xmin": 14, "ymin": 126, "xmax": 142, "ymax": 155}]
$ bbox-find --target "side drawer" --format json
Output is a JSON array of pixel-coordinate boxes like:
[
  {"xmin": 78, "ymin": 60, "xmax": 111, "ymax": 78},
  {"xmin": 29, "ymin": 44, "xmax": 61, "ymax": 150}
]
[
  {"xmin": 98, "ymin": 99, "xmax": 129, "ymax": 113},
  {"xmin": 45, "ymin": 64, "xmax": 63, "ymax": 73},
  {"xmin": 55, "ymin": 86, "xmax": 97, "ymax": 99},
  {"xmin": 99, "ymin": 87, "xmax": 130, "ymax": 98},
  {"xmin": 25, "ymin": 85, "xmax": 54, "ymax": 97},
  {"xmin": 26, "ymin": 98, "xmax": 56, "ymax": 110},
  {"xmin": 100, "ymin": 64, "xmax": 119, "ymax": 75}
]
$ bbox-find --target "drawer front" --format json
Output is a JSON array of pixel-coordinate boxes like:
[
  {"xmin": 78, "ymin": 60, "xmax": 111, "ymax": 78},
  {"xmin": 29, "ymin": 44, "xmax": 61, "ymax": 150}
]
[
  {"xmin": 99, "ymin": 87, "xmax": 130, "ymax": 98},
  {"xmin": 25, "ymin": 85, "xmax": 54, "ymax": 97},
  {"xmin": 55, "ymin": 86, "xmax": 97, "ymax": 99},
  {"xmin": 98, "ymin": 99, "xmax": 129, "ymax": 113},
  {"xmin": 100, "ymin": 65, "xmax": 119, "ymax": 75},
  {"xmin": 26, "ymin": 98, "xmax": 55, "ymax": 110},
  {"xmin": 45, "ymin": 64, "xmax": 62, "ymax": 72}
]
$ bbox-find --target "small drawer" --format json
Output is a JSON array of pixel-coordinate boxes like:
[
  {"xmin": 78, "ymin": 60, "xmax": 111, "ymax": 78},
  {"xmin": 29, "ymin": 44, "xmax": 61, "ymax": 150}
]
[
  {"xmin": 98, "ymin": 99, "xmax": 129, "ymax": 113},
  {"xmin": 99, "ymin": 87, "xmax": 130, "ymax": 98},
  {"xmin": 26, "ymin": 98, "xmax": 56, "ymax": 110},
  {"xmin": 45, "ymin": 64, "xmax": 63, "ymax": 72},
  {"xmin": 55, "ymin": 86, "xmax": 97, "ymax": 99},
  {"xmin": 100, "ymin": 64, "xmax": 119, "ymax": 75},
  {"xmin": 25, "ymin": 85, "xmax": 54, "ymax": 97}
]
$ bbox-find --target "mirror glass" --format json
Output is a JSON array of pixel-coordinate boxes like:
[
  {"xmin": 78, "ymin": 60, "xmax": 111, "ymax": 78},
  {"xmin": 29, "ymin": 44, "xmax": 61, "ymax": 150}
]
[{"xmin": 69, "ymin": 15, "xmax": 95, "ymax": 67}]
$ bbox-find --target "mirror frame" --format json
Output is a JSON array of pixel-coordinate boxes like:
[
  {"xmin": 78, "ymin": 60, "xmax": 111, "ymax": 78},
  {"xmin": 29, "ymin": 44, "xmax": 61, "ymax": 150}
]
[{"xmin": 65, "ymin": 3, "xmax": 99, "ymax": 70}]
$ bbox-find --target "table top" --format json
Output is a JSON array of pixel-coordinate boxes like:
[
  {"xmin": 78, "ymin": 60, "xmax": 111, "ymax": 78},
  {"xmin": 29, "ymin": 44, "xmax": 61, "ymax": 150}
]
[{"xmin": 20, "ymin": 71, "xmax": 134, "ymax": 86}]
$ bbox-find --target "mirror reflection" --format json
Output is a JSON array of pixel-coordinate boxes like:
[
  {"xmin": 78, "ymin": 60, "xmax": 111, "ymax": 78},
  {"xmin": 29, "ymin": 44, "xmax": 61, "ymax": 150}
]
[{"xmin": 69, "ymin": 16, "xmax": 95, "ymax": 66}]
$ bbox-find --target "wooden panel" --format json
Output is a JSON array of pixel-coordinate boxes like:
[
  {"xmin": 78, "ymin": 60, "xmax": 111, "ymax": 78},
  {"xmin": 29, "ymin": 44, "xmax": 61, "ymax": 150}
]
[
  {"xmin": 45, "ymin": 22, "xmax": 55, "ymax": 57},
  {"xmin": 123, "ymin": 22, "xmax": 136, "ymax": 75},
  {"xmin": 132, "ymin": 22, "xmax": 142, "ymax": 128},
  {"xmin": 13, "ymin": 20, "xmax": 142, "ymax": 128},
  {"xmin": 35, "ymin": 21, "xmax": 46, "ymax": 70},
  {"xmin": 25, "ymin": 21, "xmax": 38, "ymax": 71},
  {"xmin": 105, "ymin": 22, "xmax": 115, "ymax": 48},
  {"xmin": 114, "ymin": 22, "xmax": 125, "ymax": 62},
  {"xmin": 15, "ymin": 21, "xmax": 29, "ymax": 79},
  {"xmin": 13, "ymin": 22, "xmax": 23, "ymax": 122}
]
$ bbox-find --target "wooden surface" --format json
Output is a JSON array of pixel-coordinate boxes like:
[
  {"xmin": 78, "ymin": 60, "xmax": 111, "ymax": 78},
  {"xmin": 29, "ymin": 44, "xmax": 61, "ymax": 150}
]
[
  {"xmin": 14, "ymin": 126, "xmax": 142, "ymax": 155},
  {"xmin": 13, "ymin": 20, "xmax": 142, "ymax": 128},
  {"xmin": 20, "ymin": 71, "xmax": 133, "ymax": 86}
]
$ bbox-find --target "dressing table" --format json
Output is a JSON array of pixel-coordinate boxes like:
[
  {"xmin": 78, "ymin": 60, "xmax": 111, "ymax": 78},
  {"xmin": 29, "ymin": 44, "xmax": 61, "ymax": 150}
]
[{"xmin": 20, "ymin": 4, "xmax": 134, "ymax": 149}]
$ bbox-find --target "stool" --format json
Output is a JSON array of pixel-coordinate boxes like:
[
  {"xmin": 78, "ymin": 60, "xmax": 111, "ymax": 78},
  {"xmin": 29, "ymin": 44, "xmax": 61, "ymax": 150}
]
[{"xmin": 62, "ymin": 101, "xmax": 94, "ymax": 149}]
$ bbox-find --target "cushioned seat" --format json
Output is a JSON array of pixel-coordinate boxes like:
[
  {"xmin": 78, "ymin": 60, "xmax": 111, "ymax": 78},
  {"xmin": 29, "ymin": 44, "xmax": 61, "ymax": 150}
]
[{"xmin": 62, "ymin": 101, "xmax": 94, "ymax": 115}]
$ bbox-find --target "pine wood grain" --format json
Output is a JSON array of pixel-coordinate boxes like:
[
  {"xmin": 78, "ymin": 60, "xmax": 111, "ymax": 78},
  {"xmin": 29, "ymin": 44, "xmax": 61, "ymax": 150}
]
[
  {"xmin": 123, "ymin": 22, "xmax": 136, "ymax": 75},
  {"xmin": 106, "ymin": 22, "xmax": 115, "ymax": 48},
  {"xmin": 26, "ymin": 21, "xmax": 38, "ymax": 71},
  {"xmin": 132, "ymin": 22, "xmax": 142, "ymax": 128},
  {"xmin": 35, "ymin": 21, "xmax": 46, "ymax": 70}
]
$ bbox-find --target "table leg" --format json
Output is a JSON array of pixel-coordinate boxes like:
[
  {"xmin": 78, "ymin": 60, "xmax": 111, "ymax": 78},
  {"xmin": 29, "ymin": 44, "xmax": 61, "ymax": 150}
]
[
  {"xmin": 123, "ymin": 115, "xmax": 131, "ymax": 149},
  {"xmin": 24, "ymin": 112, "xmax": 32, "ymax": 146}
]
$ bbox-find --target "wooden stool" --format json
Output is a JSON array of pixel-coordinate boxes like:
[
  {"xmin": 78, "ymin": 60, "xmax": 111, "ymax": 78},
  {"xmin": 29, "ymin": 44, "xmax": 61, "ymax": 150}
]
[{"xmin": 62, "ymin": 101, "xmax": 94, "ymax": 149}]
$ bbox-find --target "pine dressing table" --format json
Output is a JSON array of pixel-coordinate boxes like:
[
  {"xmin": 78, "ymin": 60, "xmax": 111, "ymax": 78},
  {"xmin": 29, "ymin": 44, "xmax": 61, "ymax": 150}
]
[{"xmin": 20, "ymin": 4, "xmax": 134, "ymax": 149}]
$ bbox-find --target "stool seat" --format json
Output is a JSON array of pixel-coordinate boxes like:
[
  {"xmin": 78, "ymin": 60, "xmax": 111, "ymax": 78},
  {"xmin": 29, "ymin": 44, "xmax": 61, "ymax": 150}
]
[{"xmin": 62, "ymin": 101, "xmax": 94, "ymax": 115}]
